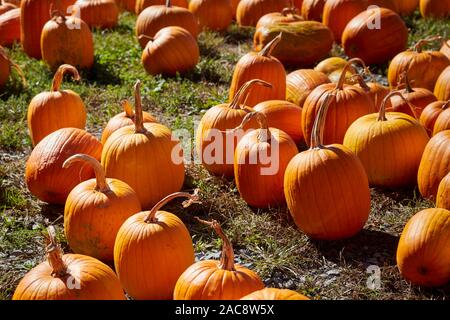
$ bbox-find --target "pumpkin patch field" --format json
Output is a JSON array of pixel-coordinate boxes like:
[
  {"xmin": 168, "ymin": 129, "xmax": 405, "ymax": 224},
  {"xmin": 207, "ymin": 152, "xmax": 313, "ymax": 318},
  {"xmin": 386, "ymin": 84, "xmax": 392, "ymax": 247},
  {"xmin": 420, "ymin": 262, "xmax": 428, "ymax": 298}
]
[{"xmin": 0, "ymin": 2, "xmax": 449, "ymax": 301}]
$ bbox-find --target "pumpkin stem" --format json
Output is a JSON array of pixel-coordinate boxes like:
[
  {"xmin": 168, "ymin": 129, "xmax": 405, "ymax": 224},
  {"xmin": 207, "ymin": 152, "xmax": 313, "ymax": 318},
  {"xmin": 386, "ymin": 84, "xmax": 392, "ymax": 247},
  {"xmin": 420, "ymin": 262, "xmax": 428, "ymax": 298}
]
[
  {"xmin": 122, "ymin": 100, "xmax": 134, "ymax": 118},
  {"xmin": 166, "ymin": 0, "xmax": 171, "ymax": 7},
  {"xmin": 236, "ymin": 111, "xmax": 271, "ymax": 143},
  {"xmin": 195, "ymin": 218, "xmax": 235, "ymax": 272},
  {"xmin": 0, "ymin": 47, "xmax": 26, "ymax": 87},
  {"xmin": 378, "ymin": 91, "xmax": 419, "ymax": 121},
  {"xmin": 442, "ymin": 100, "xmax": 450, "ymax": 110},
  {"xmin": 259, "ymin": 33, "xmax": 282, "ymax": 57},
  {"xmin": 45, "ymin": 226, "xmax": 68, "ymax": 278},
  {"xmin": 133, "ymin": 80, "xmax": 148, "ymax": 134},
  {"xmin": 336, "ymin": 58, "xmax": 367, "ymax": 90},
  {"xmin": 229, "ymin": 79, "xmax": 273, "ymax": 110},
  {"xmin": 51, "ymin": 64, "xmax": 80, "ymax": 92},
  {"xmin": 63, "ymin": 154, "xmax": 110, "ymax": 192},
  {"xmin": 144, "ymin": 189, "xmax": 200, "ymax": 223},
  {"xmin": 310, "ymin": 92, "xmax": 336, "ymax": 149},
  {"xmin": 281, "ymin": 7, "xmax": 298, "ymax": 16},
  {"xmin": 138, "ymin": 34, "xmax": 154, "ymax": 42},
  {"xmin": 412, "ymin": 35, "xmax": 444, "ymax": 53}
]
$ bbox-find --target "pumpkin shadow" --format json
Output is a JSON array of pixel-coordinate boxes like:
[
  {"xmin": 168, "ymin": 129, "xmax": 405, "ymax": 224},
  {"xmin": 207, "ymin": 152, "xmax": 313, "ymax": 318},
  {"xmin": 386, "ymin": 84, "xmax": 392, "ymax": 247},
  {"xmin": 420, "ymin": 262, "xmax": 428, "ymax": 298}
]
[
  {"xmin": 224, "ymin": 24, "xmax": 254, "ymax": 45},
  {"xmin": 82, "ymin": 61, "xmax": 122, "ymax": 86},
  {"xmin": 39, "ymin": 203, "xmax": 64, "ymax": 222}
]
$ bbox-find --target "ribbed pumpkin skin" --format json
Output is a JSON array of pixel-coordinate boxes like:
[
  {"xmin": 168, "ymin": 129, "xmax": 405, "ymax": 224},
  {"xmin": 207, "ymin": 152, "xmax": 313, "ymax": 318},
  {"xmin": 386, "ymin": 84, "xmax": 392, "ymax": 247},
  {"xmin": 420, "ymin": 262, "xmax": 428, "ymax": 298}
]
[
  {"xmin": 20, "ymin": 0, "xmax": 75, "ymax": 59},
  {"xmin": 189, "ymin": 0, "xmax": 233, "ymax": 31},
  {"xmin": 0, "ymin": 47, "xmax": 10, "ymax": 87},
  {"xmin": 236, "ymin": 0, "xmax": 290, "ymax": 27},
  {"xmin": 436, "ymin": 172, "xmax": 450, "ymax": 210},
  {"xmin": 174, "ymin": 260, "xmax": 264, "ymax": 300},
  {"xmin": 433, "ymin": 108, "xmax": 450, "ymax": 135},
  {"xmin": 418, "ymin": 130, "xmax": 450, "ymax": 199},
  {"xmin": 342, "ymin": 8, "xmax": 408, "ymax": 65},
  {"xmin": 387, "ymin": 87, "xmax": 437, "ymax": 118},
  {"xmin": 286, "ymin": 69, "xmax": 330, "ymax": 107},
  {"xmin": 135, "ymin": 0, "xmax": 188, "ymax": 14},
  {"xmin": 396, "ymin": 208, "xmax": 450, "ymax": 287},
  {"xmin": 256, "ymin": 9, "xmax": 303, "ymax": 29},
  {"xmin": 141, "ymin": 26, "xmax": 199, "ymax": 76},
  {"xmin": 116, "ymin": 0, "xmax": 136, "ymax": 12},
  {"xmin": 343, "ymin": 112, "xmax": 429, "ymax": 188},
  {"xmin": 314, "ymin": 57, "xmax": 348, "ymax": 76},
  {"xmin": 13, "ymin": 254, "xmax": 126, "ymax": 300},
  {"xmin": 25, "ymin": 128, "xmax": 102, "ymax": 204},
  {"xmin": 434, "ymin": 66, "xmax": 450, "ymax": 101},
  {"xmin": 114, "ymin": 211, "xmax": 195, "ymax": 300},
  {"xmin": 365, "ymin": 82, "xmax": 391, "ymax": 111},
  {"xmin": 136, "ymin": 4, "xmax": 199, "ymax": 48},
  {"xmin": 0, "ymin": 8, "xmax": 20, "ymax": 47},
  {"xmin": 419, "ymin": 0, "xmax": 450, "ymax": 18},
  {"xmin": 231, "ymin": 0, "xmax": 240, "ymax": 15},
  {"xmin": 73, "ymin": 0, "xmax": 119, "ymax": 29},
  {"xmin": 419, "ymin": 101, "xmax": 448, "ymax": 135},
  {"xmin": 301, "ymin": 0, "xmax": 325, "ymax": 21},
  {"xmin": 41, "ymin": 16, "xmax": 94, "ymax": 71},
  {"xmin": 393, "ymin": 0, "xmax": 419, "ymax": 15},
  {"xmin": 441, "ymin": 40, "xmax": 450, "ymax": 59},
  {"xmin": 241, "ymin": 288, "xmax": 309, "ymax": 300}
]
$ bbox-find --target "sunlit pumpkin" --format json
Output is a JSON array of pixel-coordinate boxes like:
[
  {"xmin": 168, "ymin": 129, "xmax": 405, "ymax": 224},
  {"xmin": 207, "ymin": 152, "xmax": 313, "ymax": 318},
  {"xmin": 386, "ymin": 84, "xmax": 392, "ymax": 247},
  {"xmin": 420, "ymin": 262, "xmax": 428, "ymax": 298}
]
[
  {"xmin": 419, "ymin": 100, "xmax": 449, "ymax": 136},
  {"xmin": 237, "ymin": 0, "xmax": 290, "ymax": 27},
  {"xmin": 434, "ymin": 66, "xmax": 450, "ymax": 101},
  {"xmin": 433, "ymin": 106, "xmax": 450, "ymax": 135},
  {"xmin": 301, "ymin": 0, "xmax": 325, "ymax": 21},
  {"xmin": 419, "ymin": 0, "xmax": 450, "ymax": 18},
  {"xmin": 135, "ymin": 0, "xmax": 188, "ymax": 14},
  {"xmin": 72, "ymin": 0, "xmax": 119, "ymax": 29},
  {"xmin": 256, "ymin": 6, "xmax": 303, "ymax": 29},
  {"xmin": 0, "ymin": 7, "xmax": 20, "ymax": 47},
  {"xmin": 393, "ymin": 0, "xmax": 419, "ymax": 15},
  {"xmin": 241, "ymin": 288, "xmax": 310, "ymax": 300},
  {"xmin": 436, "ymin": 172, "xmax": 450, "ymax": 210},
  {"xmin": 314, "ymin": 57, "xmax": 352, "ymax": 79},
  {"xmin": 189, "ymin": 0, "xmax": 233, "ymax": 31},
  {"xmin": 286, "ymin": 69, "xmax": 331, "ymax": 108}
]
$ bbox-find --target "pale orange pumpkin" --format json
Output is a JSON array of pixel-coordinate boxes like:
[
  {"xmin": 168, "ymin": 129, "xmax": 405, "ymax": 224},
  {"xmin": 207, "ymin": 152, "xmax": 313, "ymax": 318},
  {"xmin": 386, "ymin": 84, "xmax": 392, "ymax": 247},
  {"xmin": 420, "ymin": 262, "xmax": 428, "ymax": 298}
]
[
  {"xmin": 436, "ymin": 172, "xmax": 450, "ymax": 210},
  {"xmin": 241, "ymin": 288, "xmax": 310, "ymax": 300},
  {"xmin": 419, "ymin": 100, "xmax": 449, "ymax": 136},
  {"xmin": 256, "ymin": 6, "xmax": 303, "ymax": 30},
  {"xmin": 286, "ymin": 69, "xmax": 331, "ymax": 108},
  {"xmin": 433, "ymin": 106, "xmax": 450, "ymax": 135},
  {"xmin": 237, "ymin": 0, "xmax": 290, "ymax": 27},
  {"xmin": 434, "ymin": 65, "xmax": 450, "ymax": 101}
]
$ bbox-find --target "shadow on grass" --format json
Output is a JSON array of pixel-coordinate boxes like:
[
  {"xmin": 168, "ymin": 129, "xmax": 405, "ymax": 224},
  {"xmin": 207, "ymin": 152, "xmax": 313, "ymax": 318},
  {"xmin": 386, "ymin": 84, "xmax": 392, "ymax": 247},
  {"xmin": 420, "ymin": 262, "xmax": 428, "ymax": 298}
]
[
  {"xmin": 82, "ymin": 60, "xmax": 122, "ymax": 86},
  {"xmin": 39, "ymin": 203, "xmax": 64, "ymax": 222}
]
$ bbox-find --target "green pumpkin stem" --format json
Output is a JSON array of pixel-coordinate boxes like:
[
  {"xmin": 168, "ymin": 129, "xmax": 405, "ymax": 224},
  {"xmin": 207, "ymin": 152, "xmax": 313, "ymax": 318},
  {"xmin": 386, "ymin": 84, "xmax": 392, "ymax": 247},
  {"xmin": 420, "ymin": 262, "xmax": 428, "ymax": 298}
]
[
  {"xmin": 46, "ymin": 226, "xmax": 68, "ymax": 278},
  {"xmin": 51, "ymin": 64, "xmax": 80, "ymax": 92},
  {"xmin": 259, "ymin": 33, "xmax": 282, "ymax": 57},
  {"xmin": 236, "ymin": 111, "xmax": 271, "ymax": 143},
  {"xmin": 145, "ymin": 190, "xmax": 200, "ymax": 223},
  {"xmin": 63, "ymin": 154, "xmax": 110, "ymax": 192},
  {"xmin": 377, "ymin": 91, "xmax": 419, "ymax": 121},
  {"xmin": 336, "ymin": 58, "xmax": 367, "ymax": 90},
  {"xmin": 310, "ymin": 92, "xmax": 336, "ymax": 149},
  {"xmin": 229, "ymin": 79, "xmax": 273, "ymax": 110}
]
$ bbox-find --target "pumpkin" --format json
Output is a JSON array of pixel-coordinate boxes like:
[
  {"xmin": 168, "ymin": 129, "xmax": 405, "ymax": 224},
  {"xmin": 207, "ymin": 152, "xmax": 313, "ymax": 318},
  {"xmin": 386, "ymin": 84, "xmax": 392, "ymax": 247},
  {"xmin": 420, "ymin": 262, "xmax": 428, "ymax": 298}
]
[
  {"xmin": 241, "ymin": 288, "xmax": 310, "ymax": 300},
  {"xmin": 229, "ymin": 34, "xmax": 285, "ymax": 107},
  {"xmin": 114, "ymin": 191, "xmax": 197, "ymax": 300},
  {"xmin": 286, "ymin": 69, "xmax": 331, "ymax": 108},
  {"xmin": 72, "ymin": 0, "xmax": 119, "ymax": 29},
  {"xmin": 135, "ymin": 0, "xmax": 188, "ymax": 14},
  {"xmin": 136, "ymin": 0, "xmax": 199, "ymax": 48},
  {"xmin": 342, "ymin": 8, "xmax": 408, "ymax": 65},
  {"xmin": 434, "ymin": 65, "xmax": 450, "ymax": 101},
  {"xmin": 393, "ymin": 0, "xmax": 419, "ymax": 15},
  {"xmin": 419, "ymin": 101, "xmax": 449, "ymax": 135},
  {"xmin": 3, "ymin": 0, "xmax": 20, "ymax": 5},
  {"xmin": 0, "ymin": 0, "xmax": 16, "ymax": 15},
  {"xmin": 27, "ymin": 64, "xmax": 86, "ymax": 146},
  {"xmin": 284, "ymin": 93, "xmax": 371, "ymax": 240},
  {"xmin": 189, "ymin": 0, "xmax": 233, "ymax": 31},
  {"xmin": 254, "ymin": 21, "xmax": 334, "ymax": 67},
  {"xmin": 256, "ymin": 7, "xmax": 303, "ymax": 29},
  {"xmin": 141, "ymin": 26, "xmax": 199, "ymax": 76},
  {"xmin": 420, "ymin": 0, "xmax": 450, "ymax": 18},
  {"xmin": 174, "ymin": 218, "xmax": 264, "ymax": 300},
  {"xmin": 301, "ymin": 0, "xmax": 325, "ymax": 21},
  {"xmin": 13, "ymin": 226, "xmax": 126, "ymax": 300},
  {"xmin": 20, "ymin": 0, "xmax": 75, "ymax": 59},
  {"xmin": 418, "ymin": 130, "xmax": 450, "ymax": 199},
  {"xmin": 436, "ymin": 172, "xmax": 450, "ymax": 210},
  {"xmin": 234, "ymin": 112, "xmax": 298, "ymax": 208},
  {"xmin": 302, "ymin": 59, "xmax": 375, "ymax": 146},
  {"xmin": 231, "ymin": 0, "xmax": 240, "ymax": 15},
  {"xmin": 41, "ymin": 11, "xmax": 94, "ymax": 71},
  {"xmin": 441, "ymin": 40, "xmax": 450, "ymax": 59},
  {"xmin": 364, "ymin": 81, "xmax": 391, "ymax": 111},
  {"xmin": 101, "ymin": 100, "xmax": 157, "ymax": 145},
  {"xmin": 25, "ymin": 128, "xmax": 102, "ymax": 204},
  {"xmin": 388, "ymin": 36, "xmax": 450, "ymax": 91},
  {"xmin": 396, "ymin": 208, "xmax": 450, "ymax": 287},
  {"xmin": 253, "ymin": 100, "xmax": 303, "ymax": 143},
  {"xmin": 196, "ymin": 79, "xmax": 270, "ymax": 177},
  {"xmin": 63, "ymin": 154, "xmax": 142, "ymax": 262},
  {"xmin": 0, "ymin": 8, "xmax": 20, "ymax": 47},
  {"xmin": 116, "ymin": 0, "xmax": 136, "ymax": 12},
  {"xmin": 433, "ymin": 106, "xmax": 450, "ymax": 135},
  {"xmin": 343, "ymin": 92, "xmax": 429, "ymax": 188},
  {"xmin": 102, "ymin": 81, "xmax": 185, "ymax": 209},
  {"xmin": 314, "ymin": 57, "xmax": 352, "ymax": 78},
  {"xmin": 0, "ymin": 45, "xmax": 25, "ymax": 89},
  {"xmin": 236, "ymin": 0, "xmax": 290, "ymax": 27}
]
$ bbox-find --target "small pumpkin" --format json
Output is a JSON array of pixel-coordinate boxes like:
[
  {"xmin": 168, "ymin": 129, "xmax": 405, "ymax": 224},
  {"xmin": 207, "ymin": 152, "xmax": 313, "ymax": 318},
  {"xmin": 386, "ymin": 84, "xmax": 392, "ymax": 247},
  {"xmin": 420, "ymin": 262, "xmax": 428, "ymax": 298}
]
[
  {"xmin": 63, "ymin": 154, "xmax": 142, "ymax": 262},
  {"xmin": 0, "ymin": 8, "xmax": 20, "ymax": 47},
  {"xmin": 241, "ymin": 288, "xmax": 309, "ymax": 300},
  {"xmin": 189, "ymin": 0, "xmax": 233, "ymax": 31},
  {"xmin": 343, "ymin": 92, "xmax": 429, "ymax": 188},
  {"xmin": 229, "ymin": 34, "xmax": 285, "ymax": 107},
  {"xmin": 0, "ymin": 45, "xmax": 25, "ymax": 89},
  {"xmin": 0, "ymin": 0, "xmax": 16, "ymax": 15},
  {"xmin": 419, "ymin": 0, "xmax": 450, "ymax": 18},
  {"xmin": 418, "ymin": 130, "xmax": 450, "ymax": 199},
  {"xmin": 314, "ymin": 57, "xmax": 353, "ymax": 78},
  {"xmin": 393, "ymin": 0, "xmax": 419, "ymax": 15},
  {"xmin": 433, "ymin": 105, "xmax": 450, "ymax": 135},
  {"xmin": 13, "ymin": 226, "xmax": 126, "ymax": 300},
  {"xmin": 234, "ymin": 112, "xmax": 298, "ymax": 208},
  {"xmin": 284, "ymin": 93, "xmax": 371, "ymax": 240},
  {"xmin": 135, "ymin": 0, "xmax": 188, "ymax": 14},
  {"xmin": 301, "ymin": 0, "xmax": 325, "ymax": 21},
  {"xmin": 136, "ymin": 0, "xmax": 199, "ymax": 48},
  {"xmin": 419, "ymin": 100, "xmax": 449, "ymax": 136},
  {"xmin": 27, "ymin": 64, "xmax": 86, "ymax": 146},
  {"xmin": 256, "ymin": 7, "xmax": 303, "ymax": 29},
  {"xmin": 236, "ymin": 0, "xmax": 290, "ymax": 27},
  {"xmin": 174, "ymin": 218, "xmax": 265, "ymax": 300},
  {"xmin": 141, "ymin": 26, "xmax": 199, "ymax": 76},
  {"xmin": 434, "ymin": 65, "xmax": 450, "ymax": 101},
  {"xmin": 114, "ymin": 191, "xmax": 197, "ymax": 300},
  {"xmin": 286, "ymin": 69, "xmax": 331, "ymax": 108},
  {"xmin": 436, "ymin": 172, "xmax": 450, "ymax": 210},
  {"xmin": 441, "ymin": 40, "xmax": 450, "ymax": 59},
  {"xmin": 72, "ymin": 0, "xmax": 119, "ymax": 29},
  {"xmin": 396, "ymin": 208, "xmax": 450, "ymax": 287}
]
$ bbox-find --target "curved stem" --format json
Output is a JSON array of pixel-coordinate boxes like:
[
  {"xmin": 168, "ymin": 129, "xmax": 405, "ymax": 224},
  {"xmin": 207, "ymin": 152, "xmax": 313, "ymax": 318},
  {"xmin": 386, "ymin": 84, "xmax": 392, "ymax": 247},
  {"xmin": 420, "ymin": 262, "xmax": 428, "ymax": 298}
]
[
  {"xmin": 413, "ymin": 35, "xmax": 444, "ymax": 53},
  {"xmin": 310, "ymin": 92, "xmax": 336, "ymax": 149},
  {"xmin": 63, "ymin": 154, "xmax": 109, "ymax": 192},
  {"xmin": 195, "ymin": 218, "xmax": 235, "ymax": 271},
  {"xmin": 281, "ymin": 7, "xmax": 298, "ymax": 16},
  {"xmin": 51, "ymin": 64, "xmax": 80, "ymax": 92},
  {"xmin": 144, "ymin": 190, "xmax": 200, "ymax": 223},
  {"xmin": 138, "ymin": 34, "xmax": 154, "ymax": 42},
  {"xmin": 45, "ymin": 226, "xmax": 68, "ymax": 278},
  {"xmin": 133, "ymin": 80, "xmax": 148, "ymax": 134},
  {"xmin": 336, "ymin": 58, "xmax": 367, "ymax": 90},
  {"xmin": 166, "ymin": 0, "xmax": 171, "ymax": 7},
  {"xmin": 0, "ymin": 47, "xmax": 26, "ymax": 87},
  {"xmin": 229, "ymin": 79, "xmax": 272, "ymax": 110},
  {"xmin": 259, "ymin": 33, "xmax": 282, "ymax": 57},
  {"xmin": 122, "ymin": 100, "xmax": 134, "ymax": 118},
  {"xmin": 378, "ymin": 91, "xmax": 419, "ymax": 121},
  {"xmin": 236, "ymin": 111, "xmax": 271, "ymax": 143}
]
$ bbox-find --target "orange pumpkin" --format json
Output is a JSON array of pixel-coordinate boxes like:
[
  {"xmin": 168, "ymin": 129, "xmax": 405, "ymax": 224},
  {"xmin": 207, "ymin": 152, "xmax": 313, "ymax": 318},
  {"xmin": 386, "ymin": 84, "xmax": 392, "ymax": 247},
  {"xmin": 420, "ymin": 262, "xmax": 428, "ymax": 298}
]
[
  {"xmin": 25, "ymin": 128, "xmax": 102, "ymax": 204},
  {"xmin": 237, "ymin": 0, "xmax": 290, "ymax": 27},
  {"xmin": 441, "ymin": 40, "xmax": 450, "ymax": 59},
  {"xmin": 0, "ymin": 45, "xmax": 25, "ymax": 89},
  {"xmin": 364, "ymin": 81, "xmax": 391, "ymax": 111},
  {"xmin": 27, "ymin": 64, "xmax": 86, "ymax": 146},
  {"xmin": 229, "ymin": 34, "xmax": 285, "ymax": 107},
  {"xmin": 241, "ymin": 288, "xmax": 310, "ymax": 300},
  {"xmin": 116, "ymin": 0, "xmax": 136, "ymax": 12},
  {"xmin": 436, "ymin": 172, "xmax": 450, "ymax": 210},
  {"xmin": 256, "ymin": 7, "xmax": 303, "ymax": 29},
  {"xmin": 0, "ymin": 7, "xmax": 20, "ymax": 47},
  {"xmin": 135, "ymin": 0, "xmax": 188, "ymax": 14},
  {"xmin": 393, "ymin": 0, "xmax": 419, "ymax": 15},
  {"xmin": 420, "ymin": 0, "xmax": 450, "ymax": 18},
  {"xmin": 301, "ymin": 0, "xmax": 325, "ymax": 21},
  {"xmin": 72, "ymin": 0, "xmax": 119, "ymax": 29},
  {"xmin": 174, "ymin": 218, "xmax": 264, "ymax": 300},
  {"xmin": 63, "ymin": 154, "xmax": 142, "ymax": 262},
  {"xmin": 13, "ymin": 226, "xmax": 126, "ymax": 300},
  {"xmin": 114, "ymin": 191, "xmax": 197, "ymax": 299},
  {"xmin": 284, "ymin": 93, "xmax": 371, "ymax": 240},
  {"xmin": 231, "ymin": 0, "xmax": 240, "ymax": 15},
  {"xmin": 433, "ymin": 106, "xmax": 450, "ymax": 135},
  {"xmin": 189, "ymin": 0, "xmax": 233, "ymax": 31},
  {"xmin": 141, "ymin": 26, "xmax": 199, "ymax": 76},
  {"xmin": 0, "ymin": 0, "xmax": 16, "ymax": 15},
  {"xmin": 434, "ymin": 65, "xmax": 450, "ymax": 101},
  {"xmin": 419, "ymin": 100, "xmax": 449, "ymax": 136},
  {"xmin": 286, "ymin": 69, "xmax": 331, "ymax": 108},
  {"xmin": 314, "ymin": 57, "xmax": 352, "ymax": 78},
  {"xmin": 396, "ymin": 208, "xmax": 450, "ymax": 287}
]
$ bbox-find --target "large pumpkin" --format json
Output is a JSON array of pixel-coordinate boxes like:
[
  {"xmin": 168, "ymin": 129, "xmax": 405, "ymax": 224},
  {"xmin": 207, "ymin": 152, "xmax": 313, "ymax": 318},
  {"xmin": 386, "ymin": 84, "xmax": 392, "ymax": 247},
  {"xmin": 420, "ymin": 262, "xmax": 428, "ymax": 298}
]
[
  {"xmin": 27, "ymin": 64, "xmax": 86, "ymax": 146},
  {"xmin": 436, "ymin": 172, "xmax": 450, "ymax": 210},
  {"xmin": 434, "ymin": 66, "xmax": 450, "ymax": 101},
  {"xmin": 286, "ymin": 69, "xmax": 331, "ymax": 108},
  {"xmin": 114, "ymin": 191, "xmax": 197, "ymax": 299},
  {"xmin": 0, "ymin": 45, "xmax": 25, "ymax": 89},
  {"xmin": 396, "ymin": 208, "xmax": 450, "ymax": 287},
  {"xmin": 241, "ymin": 288, "xmax": 309, "ymax": 300},
  {"xmin": 417, "ymin": 130, "xmax": 450, "ymax": 199},
  {"xmin": 284, "ymin": 93, "xmax": 371, "ymax": 240},
  {"xmin": 393, "ymin": 0, "xmax": 419, "ymax": 15},
  {"xmin": 189, "ymin": 0, "xmax": 233, "ymax": 32},
  {"xmin": 433, "ymin": 106, "xmax": 450, "ymax": 135},
  {"xmin": 13, "ymin": 226, "xmax": 125, "ymax": 300},
  {"xmin": 174, "ymin": 219, "xmax": 264, "ymax": 300},
  {"xmin": 236, "ymin": 0, "xmax": 290, "ymax": 27},
  {"xmin": 342, "ymin": 8, "xmax": 408, "ymax": 65},
  {"xmin": 229, "ymin": 34, "xmax": 285, "ymax": 107},
  {"xmin": 343, "ymin": 92, "xmax": 429, "ymax": 188},
  {"xmin": 101, "ymin": 81, "xmax": 185, "ymax": 209},
  {"xmin": 72, "ymin": 0, "xmax": 119, "ymax": 29},
  {"xmin": 256, "ymin": 7, "xmax": 303, "ymax": 29},
  {"xmin": 0, "ymin": 7, "xmax": 20, "ymax": 47},
  {"xmin": 63, "ymin": 154, "xmax": 142, "ymax": 262},
  {"xmin": 135, "ymin": 0, "xmax": 188, "ymax": 14},
  {"xmin": 419, "ymin": 100, "xmax": 449, "ymax": 136},
  {"xmin": 301, "ymin": 0, "xmax": 325, "ymax": 21},
  {"xmin": 419, "ymin": 0, "xmax": 450, "ymax": 18}
]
